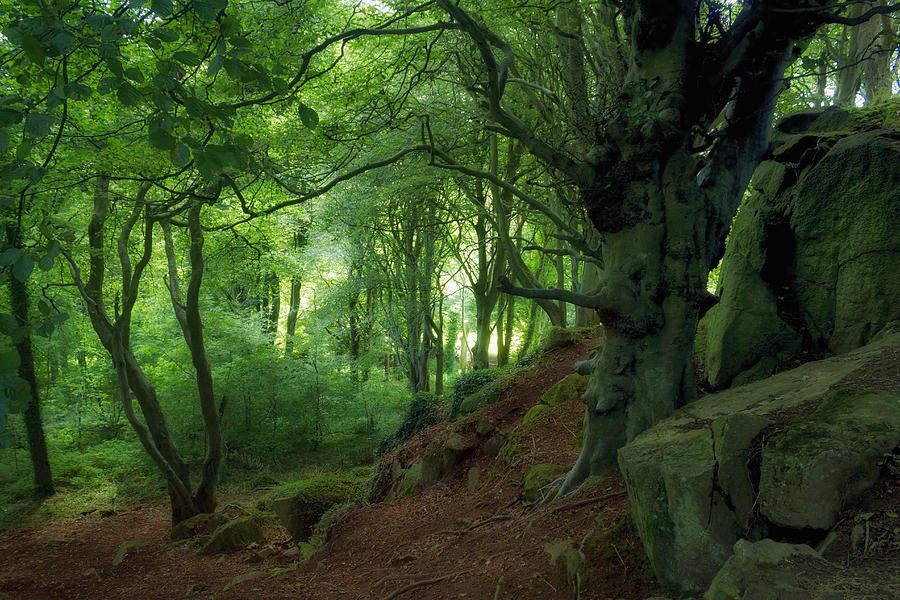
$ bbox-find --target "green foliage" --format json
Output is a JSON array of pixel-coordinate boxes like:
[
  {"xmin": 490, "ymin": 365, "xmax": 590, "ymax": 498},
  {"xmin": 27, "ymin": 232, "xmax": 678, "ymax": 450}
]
[
  {"xmin": 450, "ymin": 368, "xmax": 504, "ymax": 416},
  {"xmin": 377, "ymin": 392, "xmax": 442, "ymax": 455}
]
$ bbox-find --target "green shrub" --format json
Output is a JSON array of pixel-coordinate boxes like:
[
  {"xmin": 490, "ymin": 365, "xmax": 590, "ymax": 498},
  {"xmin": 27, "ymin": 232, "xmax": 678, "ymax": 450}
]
[
  {"xmin": 450, "ymin": 369, "xmax": 503, "ymax": 416},
  {"xmin": 376, "ymin": 392, "xmax": 441, "ymax": 455}
]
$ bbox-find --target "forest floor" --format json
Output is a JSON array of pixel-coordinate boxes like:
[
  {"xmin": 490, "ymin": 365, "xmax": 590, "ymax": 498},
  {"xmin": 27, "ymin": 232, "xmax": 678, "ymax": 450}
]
[{"xmin": 0, "ymin": 337, "xmax": 663, "ymax": 600}]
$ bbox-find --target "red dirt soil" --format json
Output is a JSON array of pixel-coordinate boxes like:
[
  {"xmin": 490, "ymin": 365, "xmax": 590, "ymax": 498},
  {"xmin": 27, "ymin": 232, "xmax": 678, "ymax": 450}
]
[{"xmin": 0, "ymin": 338, "xmax": 661, "ymax": 600}]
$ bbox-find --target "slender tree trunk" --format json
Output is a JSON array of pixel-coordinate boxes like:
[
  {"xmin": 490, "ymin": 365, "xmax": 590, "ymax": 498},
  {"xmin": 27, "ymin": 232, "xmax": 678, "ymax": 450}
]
[
  {"xmin": 285, "ymin": 278, "xmax": 301, "ymax": 358},
  {"xmin": 5, "ymin": 237, "xmax": 53, "ymax": 497},
  {"xmin": 435, "ymin": 294, "xmax": 444, "ymax": 395},
  {"xmin": 267, "ymin": 274, "xmax": 280, "ymax": 344}
]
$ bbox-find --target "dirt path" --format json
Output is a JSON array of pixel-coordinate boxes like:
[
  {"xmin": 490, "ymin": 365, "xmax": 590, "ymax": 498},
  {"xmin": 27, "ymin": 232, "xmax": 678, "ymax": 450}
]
[{"xmin": 0, "ymin": 339, "xmax": 661, "ymax": 600}]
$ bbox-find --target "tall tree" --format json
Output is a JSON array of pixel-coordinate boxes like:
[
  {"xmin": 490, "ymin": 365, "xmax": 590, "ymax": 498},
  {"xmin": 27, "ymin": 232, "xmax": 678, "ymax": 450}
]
[{"xmin": 429, "ymin": 0, "xmax": 900, "ymax": 493}]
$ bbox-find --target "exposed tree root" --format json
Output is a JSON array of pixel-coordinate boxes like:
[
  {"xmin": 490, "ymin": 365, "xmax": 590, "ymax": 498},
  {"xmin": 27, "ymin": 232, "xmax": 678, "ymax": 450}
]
[
  {"xmin": 434, "ymin": 514, "xmax": 513, "ymax": 536},
  {"xmin": 381, "ymin": 572, "xmax": 460, "ymax": 600}
]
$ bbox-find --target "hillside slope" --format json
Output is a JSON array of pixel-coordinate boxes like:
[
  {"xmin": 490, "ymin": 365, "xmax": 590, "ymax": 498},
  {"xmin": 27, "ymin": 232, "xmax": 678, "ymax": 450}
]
[{"xmin": 0, "ymin": 337, "xmax": 659, "ymax": 600}]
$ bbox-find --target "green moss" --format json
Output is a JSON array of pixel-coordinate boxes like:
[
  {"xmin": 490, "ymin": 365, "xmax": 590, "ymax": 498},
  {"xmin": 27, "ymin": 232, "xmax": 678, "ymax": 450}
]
[
  {"xmin": 523, "ymin": 463, "xmax": 570, "ymax": 502},
  {"xmin": 540, "ymin": 373, "xmax": 588, "ymax": 407},
  {"xmin": 522, "ymin": 404, "xmax": 549, "ymax": 428}
]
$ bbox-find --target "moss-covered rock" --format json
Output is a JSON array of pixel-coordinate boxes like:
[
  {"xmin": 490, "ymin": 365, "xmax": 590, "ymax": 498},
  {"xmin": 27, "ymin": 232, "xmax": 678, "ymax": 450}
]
[
  {"xmin": 540, "ymin": 373, "xmax": 589, "ymax": 407},
  {"xmin": 704, "ymin": 539, "xmax": 828, "ymax": 600},
  {"xmin": 260, "ymin": 475, "xmax": 359, "ymax": 543},
  {"xmin": 759, "ymin": 389, "xmax": 900, "ymax": 530},
  {"xmin": 398, "ymin": 462, "xmax": 423, "ymax": 498},
  {"xmin": 199, "ymin": 516, "xmax": 264, "ymax": 554},
  {"xmin": 523, "ymin": 463, "xmax": 569, "ymax": 502},
  {"xmin": 544, "ymin": 539, "xmax": 587, "ymax": 590},
  {"xmin": 170, "ymin": 512, "xmax": 227, "ymax": 541},
  {"xmin": 618, "ymin": 333, "xmax": 900, "ymax": 595},
  {"xmin": 705, "ymin": 111, "xmax": 900, "ymax": 389},
  {"xmin": 421, "ymin": 432, "xmax": 477, "ymax": 488},
  {"xmin": 522, "ymin": 404, "xmax": 549, "ymax": 428},
  {"xmin": 542, "ymin": 326, "xmax": 581, "ymax": 351}
]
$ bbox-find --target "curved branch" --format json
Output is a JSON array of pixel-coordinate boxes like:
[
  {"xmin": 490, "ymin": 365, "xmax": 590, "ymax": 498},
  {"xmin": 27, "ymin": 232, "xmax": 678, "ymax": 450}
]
[{"xmin": 498, "ymin": 275, "xmax": 603, "ymax": 309}]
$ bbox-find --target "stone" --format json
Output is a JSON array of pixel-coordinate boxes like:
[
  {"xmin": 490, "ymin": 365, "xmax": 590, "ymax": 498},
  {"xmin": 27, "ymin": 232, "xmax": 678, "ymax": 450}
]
[
  {"xmin": 398, "ymin": 462, "xmax": 423, "ymax": 498},
  {"xmin": 618, "ymin": 334, "xmax": 900, "ymax": 595},
  {"xmin": 483, "ymin": 434, "xmax": 504, "ymax": 458},
  {"xmin": 704, "ymin": 539, "xmax": 834, "ymax": 600},
  {"xmin": 540, "ymin": 373, "xmax": 589, "ymax": 407},
  {"xmin": 262, "ymin": 475, "xmax": 357, "ymax": 542},
  {"xmin": 705, "ymin": 118, "xmax": 900, "ymax": 389},
  {"xmin": 542, "ymin": 326, "xmax": 581, "ymax": 350},
  {"xmin": 522, "ymin": 403, "xmax": 549, "ymax": 428},
  {"xmin": 199, "ymin": 516, "xmax": 264, "ymax": 554},
  {"xmin": 170, "ymin": 513, "xmax": 226, "ymax": 541},
  {"xmin": 421, "ymin": 432, "xmax": 477, "ymax": 488},
  {"xmin": 544, "ymin": 539, "xmax": 586, "ymax": 589},
  {"xmin": 759, "ymin": 389, "xmax": 900, "ymax": 530},
  {"xmin": 111, "ymin": 540, "xmax": 151, "ymax": 566},
  {"xmin": 730, "ymin": 355, "xmax": 778, "ymax": 387},
  {"xmin": 467, "ymin": 467, "xmax": 480, "ymax": 493},
  {"xmin": 523, "ymin": 464, "xmax": 569, "ymax": 502}
]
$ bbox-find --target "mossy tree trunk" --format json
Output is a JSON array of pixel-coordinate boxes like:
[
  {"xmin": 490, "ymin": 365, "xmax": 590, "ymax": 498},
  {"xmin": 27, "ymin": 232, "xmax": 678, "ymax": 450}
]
[
  {"xmin": 6, "ymin": 224, "xmax": 53, "ymax": 497},
  {"xmin": 437, "ymin": 0, "xmax": 847, "ymax": 493}
]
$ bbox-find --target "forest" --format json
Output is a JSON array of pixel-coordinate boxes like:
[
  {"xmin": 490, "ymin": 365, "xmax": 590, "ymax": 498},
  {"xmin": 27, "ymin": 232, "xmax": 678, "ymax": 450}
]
[{"xmin": 1, "ymin": 1, "xmax": 899, "ymax": 599}]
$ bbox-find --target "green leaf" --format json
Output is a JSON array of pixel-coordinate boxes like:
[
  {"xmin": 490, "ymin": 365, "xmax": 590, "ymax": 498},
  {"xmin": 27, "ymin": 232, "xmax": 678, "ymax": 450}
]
[
  {"xmin": 151, "ymin": 92, "xmax": 175, "ymax": 113},
  {"xmin": 223, "ymin": 57, "xmax": 243, "ymax": 79},
  {"xmin": 0, "ymin": 248, "xmax": 22, "ymax": 267},
  {"xmin": 116, "ymin": 81, "xmax": 143, "ymax": 106},
  {"xmin": 173, "ymin": 50, "xmax": 202, "ymax": 66},
  {"xmin": 148, "ymin": 126, "xmax": 176, "ymax": 150},
  {"xmin": 124, "ymin": 66, "xmax": 145, "ymax": 82},
  {"xmin": 194, "ymin": 0, "xmax": 227, "ymax": 20},
  {"xmin": 101, "ymin": 24, "xmax": 120, "ymax": 42},
  {"xmin": 98, "ymin": 43, "xmax": 120, "ymax": 59},
  {"xmin": 13, "ymin": 255, "xmax": 34, "ymax": 282},
  {"xmin": 0, "ymin": 130, "xmax": 8, "ymax": 155},
  {"xmin": 16, "ymin": 138, "xmax": 32, "ymax": 161},
  {"xmin": 151, "ymin": 0, "xmax": 174, "ymax": 17},
  {"xmin": 105, "ymin": 56, "xmax": 125, "ymax": 77},
  {"xmin": 38, "ymin": 252, "xmax": 55, "ymax": 271},
  {"xmin": 298, "ymin": 103, "xmax": 319, "ymax": 129},
  {"xmin": 0, "ymin": 314, "xmax": 17, "ymax": 337},
  {"xmin": 24, "ymin": 113, "xmax": 53, "ymax": 137},
  {"xmin": 170, "ymin": 142, "xmax": 191, "ymax": 167},
  {"xmin": 65, "ymin": 82, "xmax": 93, "ymax": 101},
  {"xmin": 21, "ymin": 34, "xmax": 45, "ymax": 65},
  {"xmin": 154, "ymin": 28, "xmax": 179, "ymax": 43},
  {"xmin": 97, "ymin": 77, "xmax": 120, "ymax": 95},
  {"xmin": 0, "ymin": 109, "xmax": 23, "ymax": 128},
  {"xmin": 37, "ymin": 299, "xmax": 51, "ymax": 316},
  {"xmin": 208, "ymin": 53, "xmax": 224, "ymax": 77},
  {"xmin": 51, "ymin": 30, "xmax": 75, "ymax": 54},
  {"xmin": 0, "ymin": 350, "xmax": 20, "ymax": 375}
]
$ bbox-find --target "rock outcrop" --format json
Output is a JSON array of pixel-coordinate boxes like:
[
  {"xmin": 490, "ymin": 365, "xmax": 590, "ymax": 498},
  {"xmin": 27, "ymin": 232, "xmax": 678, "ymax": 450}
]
[
  {"xmin": 618, "ymin": 332, "xmax": 900, "ymax": 594},
  {"xmin": 704, "ymin": 106, "xmax": 900, "ymax": 388}
]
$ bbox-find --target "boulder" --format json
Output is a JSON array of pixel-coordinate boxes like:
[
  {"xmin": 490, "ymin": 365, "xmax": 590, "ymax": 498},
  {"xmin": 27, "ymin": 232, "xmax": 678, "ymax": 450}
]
[
  {"xmin": 704, "ymin": 110, "xmax": 900, "ymax": 388},
  {"xmin": 523, "ymin": 463, "xmax": 569, "ymax": 502},
  {"xmin": 199, "ymin": 516, "xmax": 264, "ymax": 554},
  {"xmin": 704, "ymin": 539, "xmax": 833, "ymax": 600},
  {"xmin": 759, "ymin": 389, "xmax": 900, "ymax": 529},
  {"xmin": 260, "ymin": 475, "xmax": 358, "ymax": 542},
  {"xmin": 171, "ymin": 512, "xmax": 227, "ymax": 541},
  {"xmin": 618, "ymin": 333, "xmax": 900, "ymax": 595},
  {"xmin": 522, "ymin": 403, "xmax": 549, "ymax": 428},
  {"xmin": 397, "ymin": 462, "xmax": 423, "ymax": 498},
  {"xmin": 540, "ymin": 373, "xmax": 589, "ymax": 407},
  {"xmin": 421, "ymin": 431, "xmax": 477, "ymax": 488}
]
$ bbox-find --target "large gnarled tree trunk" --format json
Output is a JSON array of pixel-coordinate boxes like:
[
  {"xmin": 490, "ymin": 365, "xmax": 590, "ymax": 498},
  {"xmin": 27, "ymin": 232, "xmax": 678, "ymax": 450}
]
[{"xmin": 436, "ymin": 0, "xmax": 857, "ymax": 494}]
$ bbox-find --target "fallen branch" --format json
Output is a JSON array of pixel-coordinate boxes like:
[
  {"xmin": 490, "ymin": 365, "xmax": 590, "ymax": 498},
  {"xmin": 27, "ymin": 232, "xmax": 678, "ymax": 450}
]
[
  {"xmin": 382, "ymin": 573, "xmax": 457, "ymax": 600},
  {"xmin": 435, "ymin": 514, "xmax": 513, "ymax": 536}
]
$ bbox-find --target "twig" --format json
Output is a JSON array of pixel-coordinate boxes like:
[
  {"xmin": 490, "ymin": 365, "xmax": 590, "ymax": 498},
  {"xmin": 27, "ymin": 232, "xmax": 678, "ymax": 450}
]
[
  {"xmin": 374, "ymin": 573, "xmax": 439, "ymax": 587},
  {"xmin": 435, "ymin": 515, "xmax": 513, "ymax": 536},
  {"xmin": 382, "ymin": 573, "xmax": 459, "ymax": 600}
]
